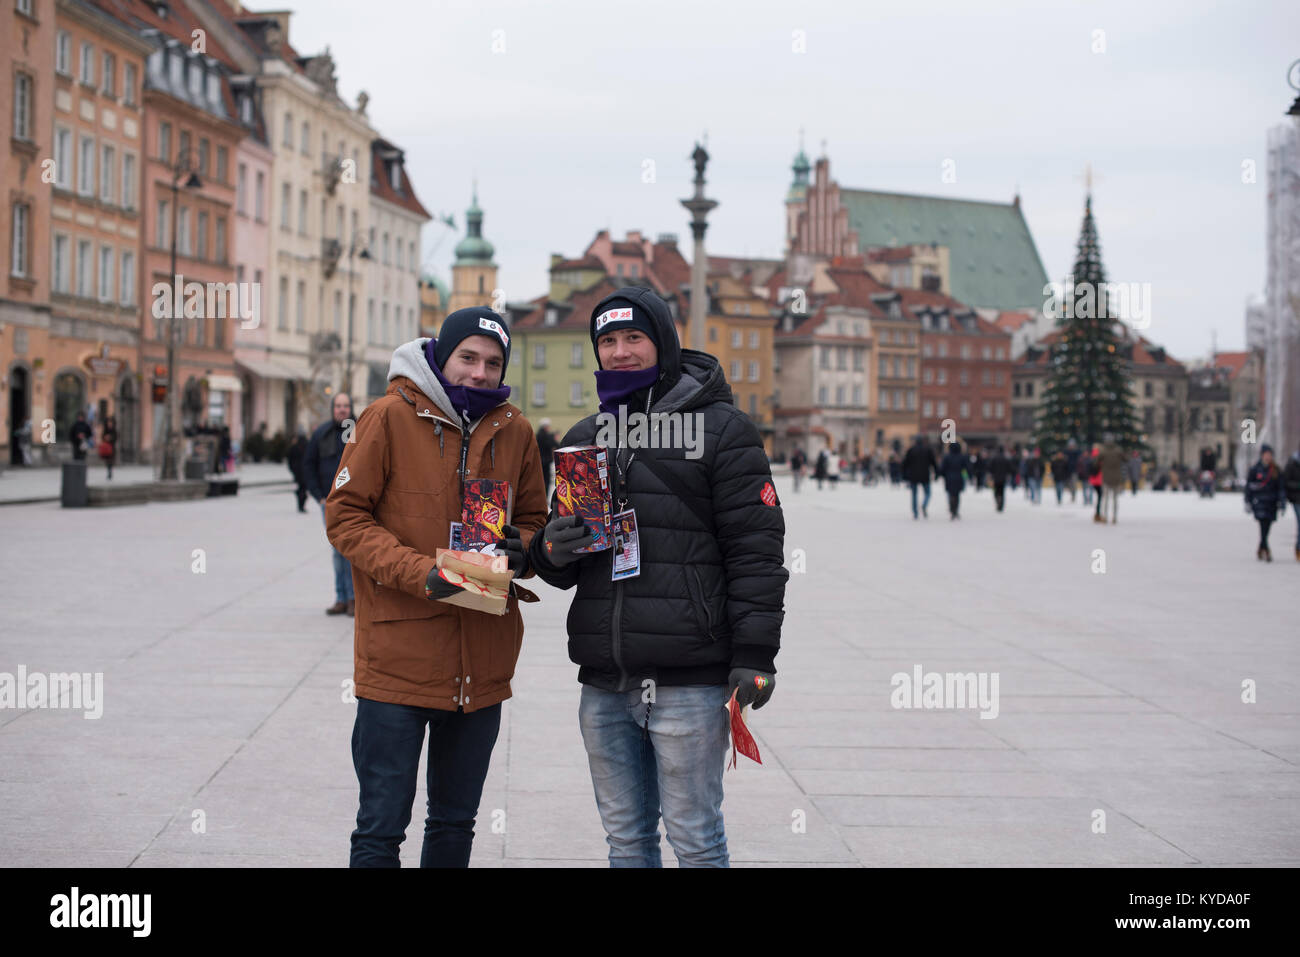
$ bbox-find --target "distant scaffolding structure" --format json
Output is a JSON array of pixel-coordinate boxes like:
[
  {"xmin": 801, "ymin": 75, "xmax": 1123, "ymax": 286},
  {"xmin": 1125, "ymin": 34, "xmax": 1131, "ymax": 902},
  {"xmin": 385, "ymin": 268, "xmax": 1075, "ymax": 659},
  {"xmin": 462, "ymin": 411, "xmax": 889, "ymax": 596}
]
[{"xmin": 1247, "ymin": 77, "xmax": 1300, "ymax": 465}]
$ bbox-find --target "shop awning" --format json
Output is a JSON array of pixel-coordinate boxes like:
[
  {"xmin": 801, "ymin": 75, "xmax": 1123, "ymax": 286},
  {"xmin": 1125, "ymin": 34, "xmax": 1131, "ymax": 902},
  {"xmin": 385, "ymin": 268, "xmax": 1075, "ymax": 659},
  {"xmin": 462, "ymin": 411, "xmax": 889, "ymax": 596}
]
[
  {"xmin": 204, "ymin": 374, "xmax": 243, "ymax": 392},
  {"xmin": 235, "ymin": 355, "xmax": 302, "ymax": 381}
]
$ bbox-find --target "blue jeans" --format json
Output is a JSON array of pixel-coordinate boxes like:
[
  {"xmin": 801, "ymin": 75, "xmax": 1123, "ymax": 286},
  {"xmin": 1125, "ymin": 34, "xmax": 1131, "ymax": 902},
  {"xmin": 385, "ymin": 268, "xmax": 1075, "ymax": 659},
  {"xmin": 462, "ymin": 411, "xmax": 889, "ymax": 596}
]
[
  {"xmin": 579, "ymin": 683, "xmax": 731, "ymax": 868},
  {"xmin": 1294, "ymin": 502, "xmax": 1300, "ymax": 548},
  {"xmin": 349, "ymin": 697, "xmax": 502, "ymax": 867},
  {"xmin": 909, "ymin": 481, "xmax": 931, "ymax": 517},
  {"xmin": 320, "ymin": 502, "xmax": 354, "ymax": 602}
]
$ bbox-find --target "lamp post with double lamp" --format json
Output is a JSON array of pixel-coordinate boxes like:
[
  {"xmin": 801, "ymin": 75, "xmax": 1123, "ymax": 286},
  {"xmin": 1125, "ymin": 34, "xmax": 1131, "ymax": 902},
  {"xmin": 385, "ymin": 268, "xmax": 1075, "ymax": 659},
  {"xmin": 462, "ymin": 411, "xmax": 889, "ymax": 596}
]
[
  {"xmin": 343, "ymin": 234, "xmax": 371, "ymax": 396},
  {"xmin": 160, "ymin": 147, "xmax": 202, "ymax": 481}
]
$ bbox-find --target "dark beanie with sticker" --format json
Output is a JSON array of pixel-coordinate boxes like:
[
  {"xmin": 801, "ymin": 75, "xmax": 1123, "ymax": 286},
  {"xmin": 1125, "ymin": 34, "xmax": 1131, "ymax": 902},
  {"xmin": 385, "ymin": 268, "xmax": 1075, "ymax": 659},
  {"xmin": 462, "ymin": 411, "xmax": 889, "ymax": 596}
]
[
  {"xmin": 589, "ymin": 297, "xmax": 661, "ymax": 368},
  {"xmin": 434, "ymin": 306, "xmax": 512, "ymax": 374}
]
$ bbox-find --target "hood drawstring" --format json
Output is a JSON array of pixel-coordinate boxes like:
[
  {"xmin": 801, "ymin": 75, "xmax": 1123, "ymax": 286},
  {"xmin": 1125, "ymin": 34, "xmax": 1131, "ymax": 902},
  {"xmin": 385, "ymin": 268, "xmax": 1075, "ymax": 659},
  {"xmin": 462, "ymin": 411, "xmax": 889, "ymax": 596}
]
[{"xmin": 434, "ymin": 421, "xmax": 443, "ymax": 456}]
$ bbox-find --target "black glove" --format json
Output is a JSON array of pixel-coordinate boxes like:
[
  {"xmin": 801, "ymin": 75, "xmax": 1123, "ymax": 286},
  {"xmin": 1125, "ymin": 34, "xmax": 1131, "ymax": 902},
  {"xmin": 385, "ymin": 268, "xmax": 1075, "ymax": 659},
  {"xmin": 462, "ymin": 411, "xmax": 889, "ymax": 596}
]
[
  {"xmin": 425, "ymin": 565, "xmax": 460, "ymax": 601},
  {"xmin": 534, "ymin": 514, "xmax": 595, "ymax": 568},
  {"xmin": 499, "ymin": 525, "xmax": 527, "ymax": 576},
  {"xmin": 729, "ymin": 668, "xmax": 775, "ymax": 710}
]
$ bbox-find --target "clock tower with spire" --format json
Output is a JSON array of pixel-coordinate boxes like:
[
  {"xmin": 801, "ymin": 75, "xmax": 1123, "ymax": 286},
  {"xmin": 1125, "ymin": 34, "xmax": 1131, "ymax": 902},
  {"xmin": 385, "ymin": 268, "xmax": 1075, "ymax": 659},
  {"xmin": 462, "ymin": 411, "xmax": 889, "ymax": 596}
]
[{"xmin": 447, "ymin": 185, "xmax": 499, "ymax": 315}]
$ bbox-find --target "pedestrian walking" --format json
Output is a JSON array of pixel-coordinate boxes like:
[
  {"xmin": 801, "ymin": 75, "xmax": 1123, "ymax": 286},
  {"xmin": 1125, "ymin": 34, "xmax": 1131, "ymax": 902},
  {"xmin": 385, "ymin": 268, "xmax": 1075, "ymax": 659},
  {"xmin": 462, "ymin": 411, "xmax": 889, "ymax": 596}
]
[
  {"xmin": 1050, "ymin": 450, "xmax": 1069, "ymax": 505},
  {"xmin": 69, "ymin": 410, "xmax": 93, "ymax": 461},
  {"xmin": 1064, "ymin": 438, "xmax": 1080, "ymax": 502},
  {"xmin": 16, "ymin": 418, "xmax": 34, "ymax": 465},
  {"xmin": 814, "ymin": 447, "xmax": 829, "ymax": 490},
  {"xmin": 535, "ymin": 418, "xmax": 558, "ymax": 497},
  {"xmin": 790, "ymin": 446, "xmax": 806, "ymax": 492},
  {"xmin": 1127, "ymin": 450, "xmax": 1142, "ymax": 494},
  {"xmin": 901, "ymin": 435, "xmax": 937, "ymax": 519},
  {"xmin": 1283, "ymin": 446, "xmax": 1300, "ymax": 561},
  {"xmin": 1244, "ymin": 444, "xmax": 1286, "ymax": 562},
  {"xmin": 990, "ymin": 446, "xmax": 1012, "ymax": 512},
  {"xmin": 529, "ymin": 287, "xmax": 788, "ymax": 868},
  {"xmin": 1077, "ymin": 445, "xmax": 1095, "ymax": 506},
  {"xmin": 939, "ymin": 441, "xmax": 966, "ymax": 519},
  {"xmin": 287, "ymin": 429, "xmax": 310, "ymax": 512},
  {"xmin": 1088, "ymin": 445, "xmax": 1104, "ymax": 519},
  {"xmin": 1097, "ymin": 434, "xmax": 1126, "ymax": 524},
  {"xmin": 306, "ymin": 393, "xmax": 357, "ymax": 616},
  {"xmin": 216, "ymin": 425, "xmax": 233, "ymax": 474},
  {"xmin": 98, "ymin": 416, "xmax": 118, "ymax": 480},
  {"xmin": 326, "ymin": 306, "xmax": 547, "ymax": 867}
]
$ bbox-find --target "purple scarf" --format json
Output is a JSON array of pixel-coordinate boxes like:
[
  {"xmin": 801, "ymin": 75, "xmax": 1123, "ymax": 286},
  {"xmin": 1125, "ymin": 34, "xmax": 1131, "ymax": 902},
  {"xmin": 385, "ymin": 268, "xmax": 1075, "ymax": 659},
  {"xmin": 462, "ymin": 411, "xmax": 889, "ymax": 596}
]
[
  {"xmin": 595, "ymin": 365, "xmax": 659, "ymax": 415},
  {"xmin": 424, "ymin": 338, "xmax": 511, "ymax": 425}
]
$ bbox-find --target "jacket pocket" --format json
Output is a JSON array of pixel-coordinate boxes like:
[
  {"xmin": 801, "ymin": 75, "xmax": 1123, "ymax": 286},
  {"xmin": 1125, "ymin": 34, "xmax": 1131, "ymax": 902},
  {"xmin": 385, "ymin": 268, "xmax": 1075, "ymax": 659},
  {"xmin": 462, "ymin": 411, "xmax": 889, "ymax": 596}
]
[
  {"xmin": 370, "ymin": 579, "xmax": 439, "ymax": 622},
  {"xmin": 686, "ymin": 566, "xmax": 718, "ymax": 639}
]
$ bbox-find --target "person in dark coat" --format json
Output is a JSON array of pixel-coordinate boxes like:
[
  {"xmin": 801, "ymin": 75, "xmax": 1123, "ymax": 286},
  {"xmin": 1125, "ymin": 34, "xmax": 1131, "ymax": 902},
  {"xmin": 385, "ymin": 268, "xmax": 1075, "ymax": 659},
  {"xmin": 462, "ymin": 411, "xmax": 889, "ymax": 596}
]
[
  {"xmin": 813, "ymin": 447, "xmax": 830, "ymax": 490},
  {"xmin": 1064, "ymin": 438, "xmax": 1080, "ymax": 502},
  {"xmin": 939, "ymin": 441, "xmax": 966, "ymax": 519},
  {"xmin": 216, "ymin": 425, "xmax": 233, "ymax": 473},
  {"xmin": 1050, "ymin": 450, "xmax": 1070, "ymax": 505},
  {"xmin": 989, "ymin": 446, "xmax": 1012, "ymax": 512},
  {"xmin": 1284, "ymin": 446, "xmax": 1300, "ymax": 562},
  {"xmin": 790, "ymin": 446, "xmax": 806, "ymax": 492},
  {"xmin": 305, "ymin": 392, "xmax": 355, "ymax": 615},
  {"xmin": 529, "ymin": 285, "xmax": 787, "ymax": 868},
  {"xmin": 99, "ymin": 416, "xmax": 118, "ymax": 480},
  {"xmin": 1245, "ymin": 444, "xmax": 1286, "ymax": 562},
  {"xmin": 69, "ymin": 410, "xmax": 93, "ymax": 461},
  {"xmin": 901, "ymin": 435, "xmax": 938, "ymax": 519},
  {"xmin": 287, "ymin": 429, "xmax": 310, "ymax": 512},
  {"xmin": 535, "ymin": 418, "xmax": 558, "ymax": 496}
]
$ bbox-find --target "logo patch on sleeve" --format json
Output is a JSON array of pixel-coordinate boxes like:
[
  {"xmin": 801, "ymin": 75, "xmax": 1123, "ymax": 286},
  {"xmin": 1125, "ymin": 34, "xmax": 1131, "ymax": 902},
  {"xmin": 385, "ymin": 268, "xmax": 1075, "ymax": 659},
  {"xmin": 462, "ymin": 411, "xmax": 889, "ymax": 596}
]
[
  {"xmin": 760, "ymin": 481, "xmax": 777, "ymax": 507},
  {"xmin": 335, "ymin": 466, "xmax": 351, "ymax": 490}
]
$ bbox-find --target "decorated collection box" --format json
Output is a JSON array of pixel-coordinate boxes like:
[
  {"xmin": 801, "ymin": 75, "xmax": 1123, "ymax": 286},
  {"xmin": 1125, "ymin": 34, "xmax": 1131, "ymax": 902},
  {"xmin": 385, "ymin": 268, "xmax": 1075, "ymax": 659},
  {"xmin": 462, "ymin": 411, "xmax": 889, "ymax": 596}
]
[{"xmin": 554, "ymin": 446, "xmax": 612, "ymax": 553}]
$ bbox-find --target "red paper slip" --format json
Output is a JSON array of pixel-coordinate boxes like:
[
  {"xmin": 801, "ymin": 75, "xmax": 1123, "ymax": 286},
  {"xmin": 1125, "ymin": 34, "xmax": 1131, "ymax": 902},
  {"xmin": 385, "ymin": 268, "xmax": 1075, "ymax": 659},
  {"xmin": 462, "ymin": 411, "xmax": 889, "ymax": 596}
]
[{"xmin": 725, "ymin": 688, "xmax": 762, "ymax": 768}]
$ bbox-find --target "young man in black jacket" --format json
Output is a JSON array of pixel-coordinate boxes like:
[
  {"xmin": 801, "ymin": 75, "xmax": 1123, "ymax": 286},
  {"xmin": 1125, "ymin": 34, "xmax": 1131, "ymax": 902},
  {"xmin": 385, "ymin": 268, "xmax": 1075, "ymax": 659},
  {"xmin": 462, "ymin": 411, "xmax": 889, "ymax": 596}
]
[
  {"xmin": 305, "ymin": 392, "xmax": 355, "ymax": 615},
  {"xmin": 529, "ymin": 287, "xmax": 788, "ymax": 868}
]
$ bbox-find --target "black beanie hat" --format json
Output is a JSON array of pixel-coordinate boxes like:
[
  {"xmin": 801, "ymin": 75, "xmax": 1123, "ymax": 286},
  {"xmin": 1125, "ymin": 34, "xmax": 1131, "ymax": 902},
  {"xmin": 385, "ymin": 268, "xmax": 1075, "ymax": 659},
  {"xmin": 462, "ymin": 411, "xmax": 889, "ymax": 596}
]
[
  {"xmin": 590, "ymin": 297, "xmax": 661, "ymax": 368},
  {"xmin": 434, "ymin": 307, "xmax": 512, "ymax": 373}
]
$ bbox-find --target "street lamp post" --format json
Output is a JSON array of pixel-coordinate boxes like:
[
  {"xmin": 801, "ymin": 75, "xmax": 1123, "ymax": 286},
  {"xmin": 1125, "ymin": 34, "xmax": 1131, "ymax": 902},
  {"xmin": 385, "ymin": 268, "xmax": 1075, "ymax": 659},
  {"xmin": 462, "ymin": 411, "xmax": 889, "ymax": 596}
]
[
  {"xmin": 343, "ymin": 235, "xmax": 370, "ymax": 396},
  {"xmin": 160, "ymin": 148, "xmax": 202, "ymax": 481}
]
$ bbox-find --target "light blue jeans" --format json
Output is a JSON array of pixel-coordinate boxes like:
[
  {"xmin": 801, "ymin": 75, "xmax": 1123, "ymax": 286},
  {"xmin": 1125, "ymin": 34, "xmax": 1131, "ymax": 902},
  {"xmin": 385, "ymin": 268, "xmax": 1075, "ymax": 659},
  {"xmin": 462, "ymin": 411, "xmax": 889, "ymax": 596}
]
[
  {"xmin": 320, "ymin": 502, "xmax": 355, "ymax": 603},
  {"xmin": 578, "ymin": 683, "xmax": 731, "ymax": 868}
]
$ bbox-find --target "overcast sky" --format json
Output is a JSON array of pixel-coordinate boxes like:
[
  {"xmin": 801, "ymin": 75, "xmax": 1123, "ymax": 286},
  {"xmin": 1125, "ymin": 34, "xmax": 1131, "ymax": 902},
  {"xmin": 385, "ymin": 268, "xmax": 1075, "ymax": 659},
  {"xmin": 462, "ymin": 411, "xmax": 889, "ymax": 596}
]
[{"xmin": 285, "ymin": 0, "xmax": 1299, "ymax": 358}]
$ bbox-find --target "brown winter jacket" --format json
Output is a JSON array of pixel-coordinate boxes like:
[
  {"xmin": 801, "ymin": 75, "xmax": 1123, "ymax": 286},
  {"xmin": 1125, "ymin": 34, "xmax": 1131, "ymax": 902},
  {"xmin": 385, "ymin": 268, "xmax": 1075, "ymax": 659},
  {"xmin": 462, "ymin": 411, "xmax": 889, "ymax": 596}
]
[
  {"xmin": 325, "ymin": 341, "xmax": 547, "ymax": 713},
  {"xmin": 1097, "ymin": 443, "xmax": 1127, "ymax": 488}
]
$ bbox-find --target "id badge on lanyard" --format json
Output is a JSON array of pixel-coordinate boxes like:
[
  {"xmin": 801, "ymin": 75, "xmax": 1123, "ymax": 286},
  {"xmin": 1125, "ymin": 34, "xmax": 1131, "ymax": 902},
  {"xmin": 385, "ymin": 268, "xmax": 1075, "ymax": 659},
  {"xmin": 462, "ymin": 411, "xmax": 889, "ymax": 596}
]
[{"xmin": 611, "ymin": 509, "xmax": 640, "ymax": 580}]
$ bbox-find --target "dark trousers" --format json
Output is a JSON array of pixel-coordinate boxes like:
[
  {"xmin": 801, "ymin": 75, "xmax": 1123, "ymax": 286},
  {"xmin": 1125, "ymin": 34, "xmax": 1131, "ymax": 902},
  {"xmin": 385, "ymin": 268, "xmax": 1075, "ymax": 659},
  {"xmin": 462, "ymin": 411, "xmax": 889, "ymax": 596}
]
[
  {"xmin": 947, "ymin": 491, "xmax": 960, "ymax": 517},
  {"xmin": 295, "ymin": 483, "xmax": 308, "ymax": 511},
  {"xmin": 1258, "ymin": 518, "xmax": 1273, "ymax": 549},
  {"xmin": 993, "ymin": 481, "xmax": 1005, "ymax": 511},
  {"xmin": 350, "ymin": 697, "xmax": 502, "ymax": 868}
]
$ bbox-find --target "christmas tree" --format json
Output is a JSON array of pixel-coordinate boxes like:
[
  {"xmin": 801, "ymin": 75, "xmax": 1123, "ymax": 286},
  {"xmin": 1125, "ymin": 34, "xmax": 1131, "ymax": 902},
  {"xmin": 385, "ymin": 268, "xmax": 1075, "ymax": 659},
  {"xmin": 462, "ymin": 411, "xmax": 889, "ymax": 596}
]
[{"xmin": 1032, "ymin": 192, "xmax": 1145, "ymax": 454}]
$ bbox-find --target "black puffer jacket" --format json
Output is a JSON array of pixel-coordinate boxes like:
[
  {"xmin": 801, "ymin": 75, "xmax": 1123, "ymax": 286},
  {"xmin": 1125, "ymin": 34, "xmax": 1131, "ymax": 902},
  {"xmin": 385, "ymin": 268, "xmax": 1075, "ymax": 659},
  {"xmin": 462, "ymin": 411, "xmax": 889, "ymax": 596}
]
[{"xmin": 530, "ymin": 286, "xmax": 788, "ymax": 693}]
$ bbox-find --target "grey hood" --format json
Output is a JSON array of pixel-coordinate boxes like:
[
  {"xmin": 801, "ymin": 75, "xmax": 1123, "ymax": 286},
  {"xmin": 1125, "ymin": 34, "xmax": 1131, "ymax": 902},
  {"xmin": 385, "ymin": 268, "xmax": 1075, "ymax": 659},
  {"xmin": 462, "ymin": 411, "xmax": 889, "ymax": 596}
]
[{"xmin": 387, "ymin": 337, "xmax": 504, "ymax": 432}]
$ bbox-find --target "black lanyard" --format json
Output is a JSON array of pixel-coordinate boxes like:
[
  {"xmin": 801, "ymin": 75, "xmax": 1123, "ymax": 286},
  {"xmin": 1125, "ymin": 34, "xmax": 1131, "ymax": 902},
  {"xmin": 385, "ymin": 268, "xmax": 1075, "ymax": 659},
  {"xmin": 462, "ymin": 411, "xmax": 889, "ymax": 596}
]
[{"xmin": 611, "ymin": 387, "xmax": 654, "ymax": 511}]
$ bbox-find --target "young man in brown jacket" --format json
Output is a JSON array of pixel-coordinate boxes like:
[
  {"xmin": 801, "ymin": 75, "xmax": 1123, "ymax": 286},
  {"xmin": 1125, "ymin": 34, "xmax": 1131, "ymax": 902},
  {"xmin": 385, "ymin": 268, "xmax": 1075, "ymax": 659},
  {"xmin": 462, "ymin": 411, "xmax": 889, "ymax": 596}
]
[{"xmin": 326, "ymin": 306, "xmax": 547, "ymax": 867}]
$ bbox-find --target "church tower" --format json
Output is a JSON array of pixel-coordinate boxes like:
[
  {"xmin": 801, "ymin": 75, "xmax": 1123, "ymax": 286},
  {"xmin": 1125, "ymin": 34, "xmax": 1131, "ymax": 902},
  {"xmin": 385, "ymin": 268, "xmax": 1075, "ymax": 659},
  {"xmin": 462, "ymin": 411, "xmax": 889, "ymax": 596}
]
[{"xmin": 447, "ymin": 186, "xmax": 498, "ymax": 314}]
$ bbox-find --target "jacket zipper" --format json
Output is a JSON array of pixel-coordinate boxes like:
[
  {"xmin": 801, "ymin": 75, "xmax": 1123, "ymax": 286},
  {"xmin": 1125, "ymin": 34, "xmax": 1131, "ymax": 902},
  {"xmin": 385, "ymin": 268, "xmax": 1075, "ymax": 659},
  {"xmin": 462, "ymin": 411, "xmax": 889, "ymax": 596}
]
[{"xmin": 690, "ymin": 566, "xmax": 715, "ymax": 638}]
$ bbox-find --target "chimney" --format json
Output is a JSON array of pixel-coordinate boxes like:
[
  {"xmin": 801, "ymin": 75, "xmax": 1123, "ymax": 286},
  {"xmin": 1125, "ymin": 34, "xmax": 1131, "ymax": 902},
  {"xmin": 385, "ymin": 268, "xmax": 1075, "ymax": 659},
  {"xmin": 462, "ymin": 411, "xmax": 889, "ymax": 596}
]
[{"xmin": 550, "ymin": 253, "xmax": 562, "ymax": 268}]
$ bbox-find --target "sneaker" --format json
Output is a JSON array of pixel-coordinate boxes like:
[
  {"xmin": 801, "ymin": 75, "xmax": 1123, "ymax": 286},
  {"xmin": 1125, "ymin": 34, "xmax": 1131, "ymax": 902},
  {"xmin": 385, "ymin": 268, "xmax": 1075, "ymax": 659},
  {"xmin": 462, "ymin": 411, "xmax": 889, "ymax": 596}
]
[{"xmin": 326, "ymin": 601, "xmax": 347, "ymax": 615}]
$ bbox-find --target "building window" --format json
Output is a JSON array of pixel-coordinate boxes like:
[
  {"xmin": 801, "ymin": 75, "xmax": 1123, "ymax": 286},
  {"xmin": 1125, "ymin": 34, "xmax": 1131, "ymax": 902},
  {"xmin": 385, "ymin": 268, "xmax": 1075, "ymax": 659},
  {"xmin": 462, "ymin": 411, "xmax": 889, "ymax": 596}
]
[
  {"xmin": 409, "ymin": 241, "xmax": 417, "ymax": 273},
  {"xmin": 906, "ymin": 391, "xmax": 916, "ymax": 411},
  {"xmin": 76, "ymin": 239, "xmax": 92, "ymax": 297},
  {"xmin": 121, "ymin": 153, "xmax": 136, "ymax": 209},
  {"xmin": 748, "ymin": 361, "xmax": 759, "ymax": 383},
  {"xmin": 10, "ymin": 203, "xmax": 29, "ymax": 278},
  {"xmin": 236, "ymin": 163, "xmax": 247, "ymax": 214},
  {"xmin": 282, "ymin": 112, "xmax": 293, "ymax": 147},
  {"xmin": 98, "ymin": 245, "xmax": 113, "ymax": 301},
  {"xmin": 748, "ymin": 330, "xmax": 759, "ymax": 349},
  {"xmin": 99, "ymin": 144, "xmax": 115, "ymax": 203},
  {"xmin": 981, "ymin": 401, "xmax": 991, "ymax": 420},
  {"xmin": 156, "ymin": 199, "xmax": 169, "ymax": 248},
  {"xmin": 159, "ymin": 121, "xmax": 171, "ymax": 162},
  {"xmin": 120, "ymin": 250, "xmax": 134, "ymax": 305},
  {"xmin": 731, "ymin": 329, "xmax": 742, "ymax": 348},
  {"xmin": 937, "ymin": 400, "xmax": 948, "ymax": 416},
  {"xmin": 837, "ymin": 346, "xmax": 847, "ymax": 370},
  {"xmin": 216, "ymin": 146, "xmax": 228, "ymax": 183},
  {"xmin": 1165, "ymin": 382, "xmax": 1174, "ymax": 399},
  {"xmin": 102, "ymin": 53, "xmax": 116, "ymax": 96},
  {"xmin": 80, "ymin": 42, "xmax": 95, "ymax": 86},
  {"xmin": 215, "ymin": 216, "xmax": 228, "ymax": 263},
  {"xmin": 177, "ymin": 207, "xmax": 191, "ymax": 256},
  {"xmin": 124, "ymin": 63, "xmax": 137, "ymax": 106},
  {"xmin": 178, "ymin": 129, "xmax": 189, "ymax": 160},
  {"xmin": 12, "ymin": 73, "xmax": 33, "ymax": 141},
  {"xmin": 852, "ymin": 385, "xmax": 862, "ymax": 406},
  {"xmin": 1026, "ymin": 382, "xmax": 1034, "ymax": 397},
  {"xmin": 300, "ymin": 120, "xmax": 310, "ymax": 155},
  {"xmin": 570, "ymin": 381, "xmax": 583, "ymax": 406},
  {"xmin": 981, "ymin": 369, "xmax": 991, "ymax": 386},
  {"xmin": 532, "ymin": 381, "xmax": 546, "ymax": 406},
  {"xmin": 571, "ymin": 343, "xmax": 583, "ymax": 368},
  {"xmin": 297, "ymin": 190, "xmax": 308, "ymax": 235},
  {"xmin": 296, "ymin": 280, "xmax": 306, "ymax": 332},
  {"xmin": 820, "ymin": 346, "xmax": 830, "ymax": 369},
  {"xmin": 730, "ymin": 360, "xmax": 742, "ymax": 381},
  {"xmin": 533, "ymin": 343, "xmax": 546, "ymax": 368},
  {"xmin": 54, "ymin": 127, "xmax": 71, "ymax": 188},
  {"xmin": 333, "ymin": 290, "xmax": 343, "ymax": 333},
  {"xmin": 994, "ymin": 370, "xmax": 1003, "ymax": 386},
  {"xmin": 818, "ymin": 385, "xmax": 828, "ymax": 405},
  {"xmin": 937, "ymin": 368, "xmax": 947, "ymax": 385},
  {"xmin": 981, "ymin": 345, "xmax": 991, "ymax": 360},
  {"xmin": 56, "ymin": 31, "xmax": 72, "ymax": 76},
  {"xmin": 922, "ymin": 368, "xmax": 933, "ymax": 384},
  {"xmin": 1144, "ymin": 381, "xmax": 1153, "ymax": 398},
  {"xmin": 1013, "ymin": 381, "xmax": 1021, "ymax": 397},
  {"xmin": 923, "ymin": 400, "xmax": 933, "ymax": 417},
  {"xmin": 52, "ymin": 234, "xmax": 70, "ymax": 293},
  {"xmin": 278, "ymin": 277, "xmax": 289, "ymax": 330},
  {"xmin": 959, "ymin": 400, "xmax": 970, "ymax": 418},
  {"xmin": 938, "ymin": 342, "xmax": 948, "ymax": 358},
  {"xmin": 879, "ymin": 388, "xmax": 890, "ymax": 411},
  {"xmin": 922, "ymin": 343, "xmax": 933, "ymax": 357},
  {"xmin": 835, "ymin": 385, "xmax": 845, "ymax": 406},
  {"xmin": 196, "ymin": 211, "xmax": 208, "ymax": 259},
  {"xmin": 255, "ymin": 171, "xmax": 266, "ymax": 221},
  {"xmin": 879, "ymin": 355, "xmax": 888, "ymax": 376},
  {"xmin": 709, "ymin": 326, "xmax": 718, "ymax": 343},
  {"xmin": 853, "ymin": 348, "xmax": 864, "ymax": 371},
  {"xmin": 995, "ymin": 401, "xmax": 1004, "ymax": 419},
  {"xmin": 959, "ymin": 370, "xmax": 969, "ymax": 387},
  {"xmin": 78, "ymin": 135, "xmax": 95, "ymax": 195}
]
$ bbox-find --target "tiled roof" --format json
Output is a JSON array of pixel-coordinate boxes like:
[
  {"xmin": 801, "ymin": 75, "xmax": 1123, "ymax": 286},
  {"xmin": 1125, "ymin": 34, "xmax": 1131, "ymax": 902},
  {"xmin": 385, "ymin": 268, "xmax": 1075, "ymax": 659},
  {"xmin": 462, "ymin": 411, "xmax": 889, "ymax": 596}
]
[
  {"xmin": 841, "ymin": 188, "xmax": 1049, "ymax": 311},
  {"xmin": 1016, "ymin": 329, "xmax": 1184, "ymax": 369},
  {"xmin": 551, "ymin": 255, "xmax": 606, "ymax": 272},
  {"xmin": 511, "ymin": 279, "xmax": 622, "ymax": 332},
  {"xmin": 648, "ymin": 241, "xmax": 691, "ymax": 295},
  {"xmin": 610, "ymin": 241, "xmax": 645, "ymax": 258},
  {"xmin": 369, "ymin": 139, "xmax": 430, "ymax": 220},
  {"xmin": 994, "ymin": 310, "xmax": 1035, "ymax": 332},
  {"xmin": 1212, "ymin": 351, "xmax": 1250, "ymax": 379}
]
